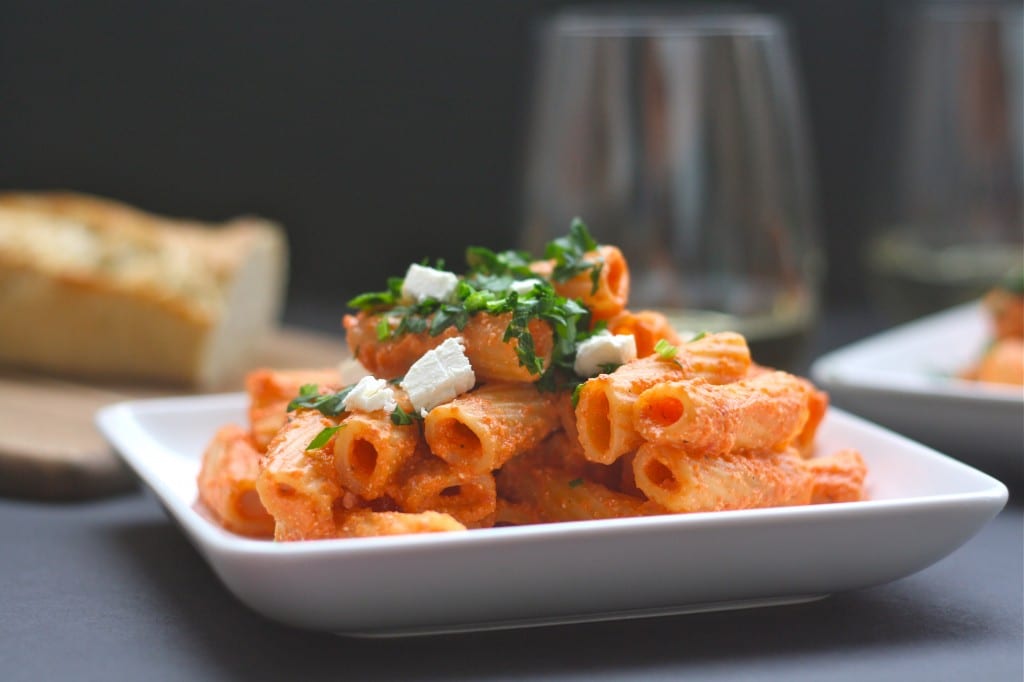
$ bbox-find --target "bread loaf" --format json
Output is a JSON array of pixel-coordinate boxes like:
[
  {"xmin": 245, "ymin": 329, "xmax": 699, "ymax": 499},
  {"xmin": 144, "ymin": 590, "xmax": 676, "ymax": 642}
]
[{"xmin": 0, "ymin": 191, "xmax": 288, "ymax": 387}]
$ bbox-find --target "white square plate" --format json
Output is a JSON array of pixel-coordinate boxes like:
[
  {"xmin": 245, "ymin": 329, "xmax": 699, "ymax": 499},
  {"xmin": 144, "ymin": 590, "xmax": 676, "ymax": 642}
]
[
  {"xmin": 811, "ymin": 302, "xmax": 1024, "ymax": 473},
  {"xmin": 96, "ymin": 394, "xmax": 1007, "ymax": 636}
]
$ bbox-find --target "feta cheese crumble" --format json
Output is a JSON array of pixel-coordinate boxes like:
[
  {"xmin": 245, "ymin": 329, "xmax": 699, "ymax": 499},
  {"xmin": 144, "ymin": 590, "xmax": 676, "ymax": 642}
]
[
  {"xmin": 341, "ymin": 375, "xmax": 398, "ymax": 413},
  {"xmin": 509, "ymin": 278, "xmax": 544, "ymax": 296},
  {"xmin": 573, "ymin": 331, "xmax": 637, "ymax": 377},
  {"xmin": 401, "ymin": 263, "xmax": 459, "ymax": 303},
  {"xmin": 400, "ymin": 337, "xmax": 476, "ymax": 414}
]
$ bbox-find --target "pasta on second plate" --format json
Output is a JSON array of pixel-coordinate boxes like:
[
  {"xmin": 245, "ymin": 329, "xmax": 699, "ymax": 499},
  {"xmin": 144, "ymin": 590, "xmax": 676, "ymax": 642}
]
[
  {"xmin": 196, "ymin": 221, "xmax": 868, "ymax": 541},
  {"xmin": 961, "ymin": 273, "xmax": 1024, "ymax": 386}
]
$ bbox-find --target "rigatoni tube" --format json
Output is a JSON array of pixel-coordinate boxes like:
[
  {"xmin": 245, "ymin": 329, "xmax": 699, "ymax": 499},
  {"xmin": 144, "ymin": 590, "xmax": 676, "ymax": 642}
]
[
  {"xmin": 632, "ymin": 444, "xmax": 814, "ymax": 513},
  {"xmin": 574, "ymin": 356, "xmax": 687, "ymax": 464},
  {"xmin": 633, "ymin": 371, "xmax": 811, "ymax": 455},
  {"xmin": 333, "ymin": 411, "xmax": 420, "ymax": 500},
  {"xmin": 424, "ymin": 382, "xmax": 561, "ymax": 474},
  {"xmin": 392, "ymin": 454, "xmax": 497, "ymax": 528}
]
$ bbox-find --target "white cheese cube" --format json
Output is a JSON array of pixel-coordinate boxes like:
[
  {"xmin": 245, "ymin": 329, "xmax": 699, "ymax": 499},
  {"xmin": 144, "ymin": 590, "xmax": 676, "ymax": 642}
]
[
  {"xmin": 400, "ymin": 337, "xmax": 476, "ymax": 414},
  {"xmin": 573, "ymin": 331, "xmax": 637, "ymax": 377},
  {"xmin": 509, "ymin": 278, "xmax": 544, "ymax": 296},
  {"xmin": 341, "ymin": 375, "xmax": 398, "ymax": 414},
  {"xmin": 401, "ymin": 263, "xmax": 459, "ymax": 303}
]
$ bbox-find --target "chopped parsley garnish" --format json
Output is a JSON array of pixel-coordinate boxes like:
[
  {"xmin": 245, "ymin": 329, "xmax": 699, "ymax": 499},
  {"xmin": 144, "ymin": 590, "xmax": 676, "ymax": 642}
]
[
  {"xmin": 654, "ymin": 339, "xmax": 678, "ymax": 360},
  {"xmin": 570, "ymin": 383, "xmax": 584, "ymax": 408},
  {"xmin": 345, "ymin": 220, "xmax": 611, "ymax": 391},
  {"xmin": 287, "ymin": 383, "xmax": 355, "ymax": 417},
  {"xmin": 306, "ymin": 425, "xmax": 344, "ymax": 450},
  {"xmin": 568, "ymin": 478, "xmax": 584, "ymax": 488},
  {"xmin": 390, "ymin": 405, "xmax": 421, "ymax": 426},
  {"xmin": 429, "ymin": 304, "xmax": 470, "ymax": 336},
  {"xmin": 465, "ymin": 246, "xmax": 534, "ymax": 278},
  {"xmin": 688, "ymin": 331, "xmax": 708, "ymax": 343},
  {"xmin": 289, "ymin": 383, "xmax": 421, "ymax": 430},
  {"xmin": 545, "ymin": 218, "xmax": 603, "ymax": 294},
  {"xmin": 348, "ymin": 277, "xmax": 404, "ymax": 312}
]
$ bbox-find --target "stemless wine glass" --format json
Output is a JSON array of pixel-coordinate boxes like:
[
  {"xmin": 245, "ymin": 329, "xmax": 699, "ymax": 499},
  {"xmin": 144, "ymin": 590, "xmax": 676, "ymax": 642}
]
[
  {"xmin": 865, "ymin": 1, "xmax": 1023, "ymax": 321},
  {"xmin": 520, "ymin": 9, "xmax": 821, "ymax": 369}
]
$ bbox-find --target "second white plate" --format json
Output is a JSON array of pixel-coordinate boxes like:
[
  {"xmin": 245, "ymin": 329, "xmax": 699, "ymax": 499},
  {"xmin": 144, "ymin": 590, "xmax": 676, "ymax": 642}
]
[{"xmin": 811, "ymin": 302, "xmax": 1023, "ymax": 473}]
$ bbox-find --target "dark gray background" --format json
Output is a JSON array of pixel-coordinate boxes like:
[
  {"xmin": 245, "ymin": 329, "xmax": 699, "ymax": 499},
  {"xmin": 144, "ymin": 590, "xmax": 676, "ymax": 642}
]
[{"xmin": 0, "ymin": 0, "xmax": 893, "ymax": 308}]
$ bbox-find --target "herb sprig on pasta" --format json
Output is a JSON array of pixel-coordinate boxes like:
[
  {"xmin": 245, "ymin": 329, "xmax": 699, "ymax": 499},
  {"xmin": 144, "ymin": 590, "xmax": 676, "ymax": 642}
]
[{"xmin": 346, "ymin": 220, "xmax": 609, "ymax": 389}]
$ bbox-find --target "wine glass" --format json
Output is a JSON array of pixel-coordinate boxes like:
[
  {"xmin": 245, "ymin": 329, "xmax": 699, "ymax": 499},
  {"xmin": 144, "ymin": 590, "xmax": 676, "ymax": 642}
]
[
  {"xmin": 519, "ymin": 9, "xmax": 822, "ymax": 369},
  {"xmin": 865, "ymin": 1, "xmax": 1023, "ymax": 321}
]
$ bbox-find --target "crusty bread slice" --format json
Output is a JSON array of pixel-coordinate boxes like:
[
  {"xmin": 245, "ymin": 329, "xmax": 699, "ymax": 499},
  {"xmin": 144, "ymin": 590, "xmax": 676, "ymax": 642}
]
[{"xmin": 0, "ymin": 191, "xmax": 287, "ymax": 387}]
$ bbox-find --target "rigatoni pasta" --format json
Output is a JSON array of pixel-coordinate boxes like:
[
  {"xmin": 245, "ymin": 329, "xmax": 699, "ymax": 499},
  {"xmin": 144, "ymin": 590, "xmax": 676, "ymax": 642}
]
[
  {"xmin": 334, "ymin": 411, "xmax": 420, "ymax": 499},
  {"xmin": 460, "ymin": 313, "xmax": 554, "ymax": 383},
  {"xmin": 255, "ymin": 410, "xmax": 345, "ymax": 541},
  {"xmin": 606, "ymin": 310, "xmax": 682, "ymax": 358},
  {"xmin": 531, "ymin": 245, "xmax": 630, "ymax": 320},
  {"xmin": 246, "ymin": 368, "xmax": 341, "ymax": 451},
  {"xmin": 575, "ymin": 356, "xmax": 688, "ymax": 464},
  {"xmin": 197, "ymin": 220, "xmax": 869, "ymax": 542},
  {"xmin": 632, "ymin": 371, "xmax": 811, "ymax": 456},
  {"xmin": 196, "ymin": 425, "xmax": 275, "ymax": 538},
  {"xmin": 961, "ymin": 275, "xmax": 1024, "ymax": 385},
  {"xmin": 424, "ymin": 382, "xmax": 561, "ymax": 474},
  {"xmin": 343, "ymin": 312, "xmax": 457, "ymax": 381},
  {"xmin": 497, "ymin": 443, "xmax": 664, "ymax": 523},
  {"xmin": 632, "ymin": 445, "xmax": 815, "ymax": 513},
  {"xmin": 676, "ymin": 331, "xmax": 752, "ymax": 383},
  {"xmin": 391, "ymin": 454, "xmax": 497, "ymax": 528}
]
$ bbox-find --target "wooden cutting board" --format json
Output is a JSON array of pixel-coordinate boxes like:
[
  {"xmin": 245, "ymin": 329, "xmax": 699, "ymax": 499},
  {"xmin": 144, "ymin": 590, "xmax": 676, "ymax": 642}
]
[{"xmin": 0, "ymin": 327, "xmax": 347, "ymax": 500}]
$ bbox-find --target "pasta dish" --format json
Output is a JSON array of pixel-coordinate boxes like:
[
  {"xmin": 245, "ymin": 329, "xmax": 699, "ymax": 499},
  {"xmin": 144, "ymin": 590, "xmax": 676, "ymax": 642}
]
[
  {"xmin": 196, "ymin": 221, "xmax": 867, "ymax": 540},
  {"xmin": 961, "ymin": 272, "xmax": 1024, "ymax": 385}
]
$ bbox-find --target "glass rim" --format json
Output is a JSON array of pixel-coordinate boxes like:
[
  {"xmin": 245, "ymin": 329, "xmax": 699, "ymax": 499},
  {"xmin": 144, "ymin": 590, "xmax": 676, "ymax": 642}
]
[{"xmin": 545, "ymin": 6, "xmax": 785, "ymax": 38}]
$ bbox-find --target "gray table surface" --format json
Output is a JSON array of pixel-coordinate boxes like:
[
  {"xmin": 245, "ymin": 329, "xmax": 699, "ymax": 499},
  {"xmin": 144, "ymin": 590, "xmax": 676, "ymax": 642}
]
[{"xmin": 2, "ymin": 305, "xmax": 1022, "ymax": 681}]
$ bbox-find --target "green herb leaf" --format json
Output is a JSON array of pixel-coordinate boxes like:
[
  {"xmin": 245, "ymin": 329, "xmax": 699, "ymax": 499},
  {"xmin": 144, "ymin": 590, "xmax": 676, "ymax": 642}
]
[
  {"xmin": 376, "ymin": 316, "xmax": 391, "ymax": 341},
  {"xmin": 390, "ymin": 405, "xmax": 421, "ymax": 425},
  {"xmin": 597, "ymin": 362, "xmax": 622, "ymax": 374},
  {"xmin": 655, "ymin": 339, "xmax": 678, "ymax": 360},
  {"xmin": 545, "ymin": 218, "xmax": 604, "ymax": 285},
  {"xmin": 568, "ymin": 477, "xmax": 584, "ymax": 488},
  {"xmin": 287, "ymin": 383, "xmax": 319, "ymax": 411},
  {"xmin": 570, "ymin": 382, "xmax": 584, "ymax": 408},
  {"xmin": 688, "ymin": 331, "xmax": 708, "ymax": 343},
  {"xmin": 589, "ymin": 261, "xmax": 603, "ymax": 295},
  {"xmin": 465, "ymin": 246, "xmax": 534, "ymax": 277},
  {"xmin": 348, "ymin": 277, "xmax": 405, "ymax": 311},
  {"xmin": 306, "ymin": 425, "xmax": 344, "ymax": 450},
  {"xmin": 288, "ymin": 384, "xmax": 356, "ymax": 417}
]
